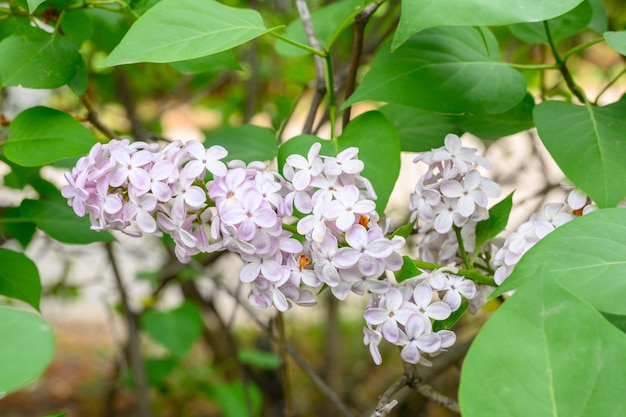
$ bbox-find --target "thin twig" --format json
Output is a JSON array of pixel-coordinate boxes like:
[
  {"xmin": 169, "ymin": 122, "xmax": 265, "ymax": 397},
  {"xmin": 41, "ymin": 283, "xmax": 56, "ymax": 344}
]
[
  {"xmin": 105, "ymin": 242, "xmax": 152, "ymax": 417},
  {"xmin": 296, "ymin": 0, "xmax": 327, "ymax": 134},
  {"xmin": 274, "ymin": 313, "xmax": 295, "ymax": 417},
  {"xmin": 211, "ymin": 275, "xmax": 358, "ymax": 417}
]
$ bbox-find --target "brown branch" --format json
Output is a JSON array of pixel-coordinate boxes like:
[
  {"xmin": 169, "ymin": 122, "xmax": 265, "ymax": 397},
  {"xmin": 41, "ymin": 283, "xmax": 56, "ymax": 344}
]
[
  {"xmin": 81, "ymin": 94, "xmax": 116, "ymax": 139},
  {"xmin": 342, "ymin": 1, "xmax": 384, "ymax": 128},
  {"xmin": 105, "ymin": 242, "xmax": 152, "ymax": 417}
]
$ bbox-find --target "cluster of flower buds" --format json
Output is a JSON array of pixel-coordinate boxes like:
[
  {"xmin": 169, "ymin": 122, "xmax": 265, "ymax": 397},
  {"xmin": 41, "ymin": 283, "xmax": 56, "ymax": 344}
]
[{"xmin": 62, "ymin": 139, "xmax": 406, "ymax": 313}]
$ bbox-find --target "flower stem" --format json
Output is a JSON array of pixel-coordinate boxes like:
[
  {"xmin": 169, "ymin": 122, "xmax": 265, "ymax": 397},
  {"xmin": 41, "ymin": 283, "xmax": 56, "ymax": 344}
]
[
  {"xmin": 269, "ymin": 31, "xmax": 327, "ymax": 58},
  {"xmin": 453, "ymin": 226, "xmax": 472, "ymax": 270},
  {"xmin": 544, "ymin": 21, "xmax": 587, "ymax": 103}
]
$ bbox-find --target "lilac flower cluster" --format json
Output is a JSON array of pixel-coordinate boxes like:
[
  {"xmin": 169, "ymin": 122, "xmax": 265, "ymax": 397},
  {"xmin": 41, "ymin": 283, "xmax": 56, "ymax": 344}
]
[
  {"xmin": 409, "ymin": 134, "xmax": 501, "ymax": 266},
  {"xmin": 363, "ymin": 266, "xmax": 475, "ymax": 365},
  {"xmin": 62, "ymin": 139, "xmax": 406, "ymax": 314}
]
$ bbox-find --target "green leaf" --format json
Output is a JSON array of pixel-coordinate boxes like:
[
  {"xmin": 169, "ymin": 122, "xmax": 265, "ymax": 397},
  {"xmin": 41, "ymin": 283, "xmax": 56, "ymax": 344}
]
[
  {"xmin": 346, "ymin": 27, "xmax": 527, "ymax": 115},
  {"xmin": 379, "ymin": 104, "xmax": 461, "ymax": 152},
  {"xmin": 238, "ymin": 349, "xmax": 280, "ymax": 370},
  {"xmin": 3, "ymin": 207, "xmax": 36, "ymax": 249},
  {"xmin": 602, "ymin": 312, "xmax": 626, "ymax": 333},
  {"xmin": 140, "ymin": 301, "xmax": 203, "ymax": 358},
  {"xmin": 534, "ymin": 99, "xmax": 626, "ymax": 208},
  {"xmin": 508, "ymin": 0, "xmax": 592, "ymax": 44},
  {"xmin": 0, "ymin": 29, "xmax": 81, "ymax": 88},
  {"xmin": 604, "ymin": 31, "xmax": 626, "ymax": 55},
  {"xmin": 394, "ymin": 255, "xmax": 422, "ymax": 283},
  {"xmin": 394, "ymin": 0, "xmax": 585, "ymax": 48},
  {"xmin": 208, "ymin": 380, "xmax": 262, "ymax": 417},
  {"xmin": 274, "ymin": 0, "xmax": 363, "ymax": 57},
  {"xmin": 100, "ymin": 0, "xmax": 272, "ymax": 67},
  {"xmin": 68, "ymin": 56, "xmax": 88, "ymax": 97},
  {"xmin": 456, "ymin": 92, "xmax": 536, "ymax": 139},
  {"xmin": 0, "ymin": 306, "xmax": 55, "ymax": 394},
  {"xmin": 170, "ymin": 50, "xmax": 241, "ymax": 73},
  {"xmin": 26, "ymin": 0, "xmax": 47, "ymax": 13},
  {"xmin": 337, "ymin": 111, "xmax": 401, "ymax": 213},
  {"xmin": 61, "ymin": 10, "xmax": 93, "ymax": 45},
  {"xmin": 587, "ymin": 0, "xmax": 608, "ymax": 33},
  {"xmin": 460, "ymin": 264, "xmax": 626, "ymax": 417},
  {"xmin": 0, "ymin": 249, "xmax": 41, "ymax": 311},
  {"xmin": 203, "ymin": 125, "xmax": 277, "ymax": 163},
  {"xmin": 473, "ymin": 192, "xmax": 514, "ymax": 257},
  {"xmin": 38, "ymin": 414, "xmax": 67, "ymax": 417},
  {"xmin": 390, "ymin": 222, "xmax": 415, "ymax": 239},
  {"xmin": 18, "ymin": 199, "xmax": 115, "ymax": 244},
  {"xmin": 496, "ymin": 208, "xmax": 626, "ymax": 315},
  {"xmin": 5, "ymin": 107, "xmax": 97, "ymax": 167},
  {"xmin": 145, "ymin": 357, "xmax": 178, "ymax": 386}
]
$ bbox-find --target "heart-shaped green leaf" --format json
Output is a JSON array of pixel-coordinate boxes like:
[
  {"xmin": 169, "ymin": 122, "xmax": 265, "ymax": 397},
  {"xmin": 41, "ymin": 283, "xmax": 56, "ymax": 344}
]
[
  {"xmin": 346, "ymin": 27, "xmax": 527, "ymax": 115},
  {"xmin": 100, "ymin": 0, "xmax": 273, "ymax": 67},
  {"xmin": 534, "ymin": 99, "xmax": 626, "ymax": 208}
]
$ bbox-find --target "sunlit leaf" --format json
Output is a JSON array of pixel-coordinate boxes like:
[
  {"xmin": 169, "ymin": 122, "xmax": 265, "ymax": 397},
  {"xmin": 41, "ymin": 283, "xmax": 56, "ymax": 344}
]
[
  {"xmin": 100, "ymin": 0, "xmax": 272, "ymax": 66},
  {"xmin": 394, "ymin": 0, "xmax": 585, "ymax": 48},
  {"xmin": 508, "ymin": 0, "xmax": 592, "ymax": 44},
  {"xmin": 204, "ymin": 125, "xmax": 277, "ymax": 163},
  {"xmin": 474, "ymin": 192, "xmax": 514, "ymax": 257},
  {"xmin": 347, "ymin": 27, "xmax": 527, "ymax": 115}
]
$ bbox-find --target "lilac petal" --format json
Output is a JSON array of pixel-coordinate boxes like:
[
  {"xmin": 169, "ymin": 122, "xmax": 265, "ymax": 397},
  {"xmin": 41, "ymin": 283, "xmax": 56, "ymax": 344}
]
[
  {"xmin": 443, "ymin": 290, "xmax": 462, "ymax": 311},
  {"xmin": 413, "ymin": 283, "xmax": 433, "ymax": 306},
  {"xmin": 240, "ymin": 262, "xmax": 261, "ymax": 283},
  {"xmin": 434, "ymin": 211, "xmax": 453, "ymax": 234},
  {"xmin": 207, "ymin": 145, "xmax": 228, "ymax": 160},
  {"xmin": 186, "ymin": 140, "xmax": 205, "ymax": 160},
  {"xmin": 152, "ymin": 182, "xmax": 172, "ymax": 202},
  {"xmin": 334, "ymin": 247, "xmax": 360, "ymax": 268},
  {"xmin": 272, "ymin": 289, "xmax": 290, "ymax": 312},
  {"xmin": 480, "ymin": 178, "xmax": 501, "ymax": 198},
  {"xmin": 237, "ymin": 219, "xmax": 257, "ymax": 241},
  {"xmin": 129, "ymin": 168, "xmax": 151, "ymax": 192},
  {"xmin": 440, "ymin": 180, "xmax": 464, "ymax": 198},
  {"xmin": 186, "ymin": 160, "xmax": 205, "ymax": 179},
  {"xmin": 132, "ymin": 150, "xmax": 153, "ymax": 167},
  {"xmin": 405, "ymin": 313, "xmax": 428, "ymax": 337},
  {"xmin": 336, "ymin": 211, "xmax": 356, "ymax": 231},
  {"xmin": 207, "ymin": 160, "xmax": 227, "ymax": 177},
  {"xmin": 385, "ymin": 288, "xmax": 404, "ymax": 311},
  {"xmin": 345, "ymin": 224, "xmax": 368, "ymax": 249},
  {"xmin": 358, "ymin": 255, "xmax": 382, "ymax": 277},
  {"xmin": 457, "ymin": 195, "xmax": 475, "ymax": 217},
  {"xmin": 104, "ymin": 195, "xmax": 123, "ymax": 214},
  {"xmin": 261, "ymin": 260, "xmax": 285, "ymax": 282},
  {"xmin": 426, "ymin": 301, "xmax": 452, "ymax": 320},
  {"xmin": 416, "ymin": 333, "xmax": 442, "ymax": 353},
  {"xmin": 400, "ymin": 343, "xmax": 421, "ymax": 364},
  {"xmin": 366, "ymin": 240, "xmax": 394, "ymax": 258},
  {"xmin": 286, "ymin": 154, "xmax": 309, "ymax": 170},
  {"xmin": 291, "ymin": 170, "xmax": 311, "ymax": 191},
  {"xmin": 336, "ymin": 185, "xmax": 359, "ymax": 205},
  {"xmin": 185, "ymin": 186, "xmax": 207, "ymax": 207},
  {"xmin": 438, "ymin": 329, "xmax": 457, "ymax": 348},
  {"xmin": 380, "ymin": 320, "xmax": 400, "ymax": 343},
  {"xmin": 136, "ymin": 211, "xmax": 157, "ymax": 233},
  {"xmin": 253, "ymin": 208, "xmax": 278, "ymax": 228},
  {"xmin": 352, "ymin": 199, "xmax": 376, "ymax": 214},
  {"xmin": 363, "ymin": 308, "xmax": 389, "ymax": 326}
]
